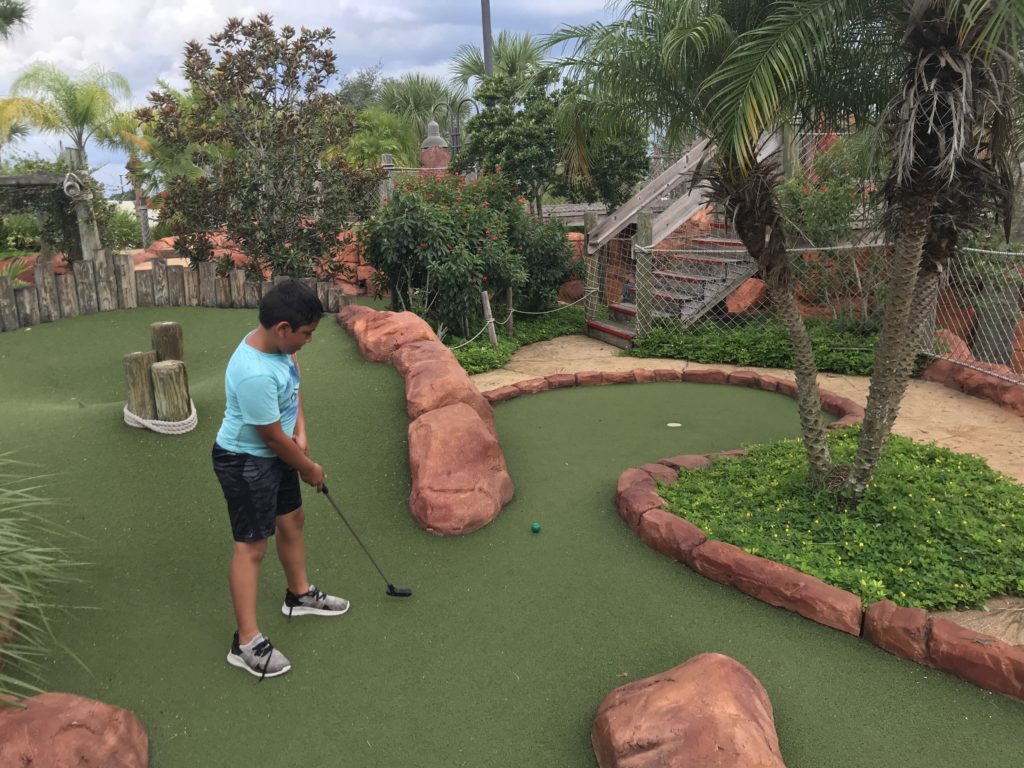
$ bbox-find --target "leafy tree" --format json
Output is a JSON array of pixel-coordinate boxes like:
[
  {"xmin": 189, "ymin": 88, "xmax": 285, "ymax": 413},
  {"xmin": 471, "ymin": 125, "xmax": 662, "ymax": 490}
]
[
  {"xmin": 0, "ymin": 0, "xmax": 27, "ymax": 40},
  {"xmin": 138, "ymin": 14, "xmax": 382, "ymax": 277},
  {"xmin": 8, "ymin": 63, "xmax": 131, "ymax": 162},
  {"xmin": 455, "ymin": 74, "xmax": 559, "ymax": 216},
  {"xmin": 346, "ymin": 106, "xmax": 419, "ymax": 168},
  {"xmin": 377, "ymin": 73, "xmax": 469, "ymax": 146},
  {"xmin": 338, "ymin": 63, "xmax": 388, "ymax": 110}
]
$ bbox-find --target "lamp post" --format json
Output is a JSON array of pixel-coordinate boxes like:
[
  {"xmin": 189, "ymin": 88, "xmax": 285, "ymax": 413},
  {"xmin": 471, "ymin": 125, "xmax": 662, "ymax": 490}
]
[
  {"xmin": 436, "ymin": 98, "xmax": 479, "ymax": 157},
  {"xmin": 481, "ymin": 1, "xmax": 493, "ymax": 77}
]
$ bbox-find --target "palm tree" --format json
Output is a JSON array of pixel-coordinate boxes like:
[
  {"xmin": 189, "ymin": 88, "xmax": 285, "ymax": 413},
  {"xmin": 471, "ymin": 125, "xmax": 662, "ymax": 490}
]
[
  {"xmin": 377, "ymin": 73, "xmax": 469, "ymax": 149},
  {"xmin": 0, "ymin": 0, "xmax": 27, "ymax": 40},
  {"xmin": 450, "ymin": 30, "xmax": 547, "ymax": 88},
  {"xmin": 9, "ymin": 63, "xmax": 131, "ymax": 164},
  {"xmin": 708, "ymin": 0, "xmax": 1024, "ymax": 498}
]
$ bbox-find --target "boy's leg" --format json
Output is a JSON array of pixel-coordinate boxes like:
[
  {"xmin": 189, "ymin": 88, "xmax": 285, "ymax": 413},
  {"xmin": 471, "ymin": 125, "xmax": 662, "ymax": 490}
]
[
  {"xmin": 229, "ymin": 538, "xmax": 268, "ymax": 645},
  {"xmin": 275, "ymin": 507, "xmax": 310, "ymax": 596}
]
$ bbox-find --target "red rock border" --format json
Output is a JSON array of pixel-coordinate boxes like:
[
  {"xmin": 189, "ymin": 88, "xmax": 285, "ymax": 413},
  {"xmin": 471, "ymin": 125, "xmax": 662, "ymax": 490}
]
[{"xmin": 481, "ymin": 368, "xmax": 1024, "ymax": 703}]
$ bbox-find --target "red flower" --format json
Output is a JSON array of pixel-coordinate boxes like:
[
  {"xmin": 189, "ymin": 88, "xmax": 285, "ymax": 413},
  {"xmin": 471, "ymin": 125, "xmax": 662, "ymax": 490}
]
[
  {"xmin": 820, "ymin": 185, "xmax": 828, "ymax": 193},
  {"xmin": 420, "ymin": 243, "xmax": 429, "ymax": 249},
  {"xmin": 968, "ymin": 307, "xmax": 975, "ymax": 316},
  {"xmin": 482, "ymin": 276, "xmax": 488, "ymax": 283}
]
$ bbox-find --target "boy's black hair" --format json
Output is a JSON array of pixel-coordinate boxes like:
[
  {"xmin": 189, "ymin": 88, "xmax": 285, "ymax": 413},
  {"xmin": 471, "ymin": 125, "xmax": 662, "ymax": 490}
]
[{"xmin": 258, "ymin": 280, "xmax": 324, "ymax": 330}]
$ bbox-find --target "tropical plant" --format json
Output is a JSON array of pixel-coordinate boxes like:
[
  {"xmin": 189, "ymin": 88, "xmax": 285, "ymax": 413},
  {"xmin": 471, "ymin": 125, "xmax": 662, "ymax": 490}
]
[
  {"xmin": 0, "ymin": 0, "xmax": 27, "ymax": 40},
  {"xmin": 377, "ymin": 73, "xmax": 469, "ymax": 146},
  {"xmin": 0, "ymin": 455, "xmax": 74, "ymax": 698},
  {"xmin": 138, "ymin": 14, "xmax": 382, "ymax": 277},
  {"xmin": 8, "ymin": 63, "xmax": 131, "ymax": 162},
  {"xmin": 346, "ymin": 106, "xmax": 420, "ymax": 168},
  {"xmin": 450, "ymin": 30, "xmax": 547, "ymax": 88}
]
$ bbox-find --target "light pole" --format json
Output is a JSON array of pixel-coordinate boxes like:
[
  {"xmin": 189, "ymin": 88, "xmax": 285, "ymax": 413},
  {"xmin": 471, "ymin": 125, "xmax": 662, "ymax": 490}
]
[{"xmin": 481, "ymin": 0, "xmax": 493, "ymax": 77}]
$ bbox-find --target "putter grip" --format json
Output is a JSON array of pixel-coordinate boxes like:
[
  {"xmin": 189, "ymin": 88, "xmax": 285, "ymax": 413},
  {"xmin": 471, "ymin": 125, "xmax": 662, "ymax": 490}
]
[{"xmin": 321, "ymin": 482, "xmax": 330, "ymax": 495}]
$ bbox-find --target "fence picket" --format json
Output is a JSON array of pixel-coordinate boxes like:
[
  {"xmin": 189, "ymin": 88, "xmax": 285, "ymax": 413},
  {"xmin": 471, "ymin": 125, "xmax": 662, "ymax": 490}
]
[
  {"xmin": 33, "ymin": 263, "xmax": 59, "ymax": 322},
  {"xmin": 168, "ymin": 265, "xmax": 185, "ymax": 306},
  {"xmin": 116, "ymin": 254, "xmax": 138, "ymax": 309},
  {"xmin": 136, "ymin": 270, "xmax": 154, "ymax": 306},
  {"xmin": 72, "ymin": 261, "xmax": 99, "ymax": 315},
  {"xmin": 152, "ymin": 258, "xmax": 170, "ymax": 306},
  {"xmin": 198, "ymin": 262, "xmax": 217, "ymax": 307},
  {"xmin": 14, "ymin": 285, "xmax": 41, "ymax": 327},
  {"xmin": 230, "ymin": 269, "xmax": 245, "ymax": 308},
  {"xmin": 0, "ymin": 276, "xmax": 20, "ymax": 331},
  {"xmin": 94, "ymin": 252, "xmax": 117, "ymax": 311},
  {"xmin": 55, "ymin": 273, "xmax": 79, "ymax": 318}
]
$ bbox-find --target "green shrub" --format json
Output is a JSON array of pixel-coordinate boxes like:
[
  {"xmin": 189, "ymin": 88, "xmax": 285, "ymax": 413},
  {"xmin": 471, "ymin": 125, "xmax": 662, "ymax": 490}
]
[
  {"xmin": 660, "ymin": 428, "xmax": 1024, "ymax": 610},
  {"xmin": 628, "ymin": 319, "xmax": 878, "ymax": 376},
  {"xmin": 104, "ymin": 206, "xmax": 143, "ymax": 250},
  {"xmin": 0, "ymin": 456, "xmax": 73, "ymax": 697},
  {"xmin": 450, "ymin": 307, "xmax": 585, "ymax": 374},
  {"xmin": 0, "ymin": 213, "xmax": 41, "ymax": 251},
  {"xmin": 149, "ymin": 218, "xmax": 175, "ymax": 242}
]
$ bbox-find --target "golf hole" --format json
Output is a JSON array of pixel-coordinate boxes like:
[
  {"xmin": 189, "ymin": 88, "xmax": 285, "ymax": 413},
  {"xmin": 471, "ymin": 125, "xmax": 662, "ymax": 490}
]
[{"xmin": 666, "ymin": 422, "xmax": 682, "ymax": 428}]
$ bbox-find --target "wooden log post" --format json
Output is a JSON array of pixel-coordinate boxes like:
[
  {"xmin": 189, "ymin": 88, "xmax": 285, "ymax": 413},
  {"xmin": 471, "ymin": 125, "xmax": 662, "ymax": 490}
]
[
  {"xmin": 115, "ymin": 254, "xmax": 138, "ymax": 309},
  {"xmin": 124, "ymin": 351, "xmax": 158, "ymax": 420},
  {"xmin": 72, "ymin": 261, "xmax": 99, "ymax": 315},
  {"xmin": 94, "ymin": 251, "xmax": 117, "ymax": 311},
  {"xmin": 14, "ymin": 286, "xmax": 40, "ymax": 327},
  {"xmin": 55, "ymin": 273, "xmax": 79, "ymax": 318},
  {"xmin": 151, "ymin": 258, "xmax": 170, "ymax": 306},
  {"xmin": 136, "ymin": 270, "xmax": 155, "ymax": 306},
  {"xmin": 315, "ymin": 281, "xmax": 330, "ymax": 312},
  {"xmin": 481, "ymin": 290, "xmax": 498, "ymax": 346},
  {"xmin": 230, "ymin": 268, "xmax": 245, "ymax": 308},
  {"xmin": 261, "ymin": 281, "xmax": 274, "ymax": 300},
  {"xmin": 506, "ymin": 286, "xmax": 514, "ymax": 336},
  {"xmin": 151, "ymin": 321, "xmax": 184, "ymax": 362},
  {"xmin": 33, "ymin": 262, "xmax": 59, "ymax": 323},
  {"xmin": 183, "ymin": 266, "xmax": 199, "ymax": 306},
  {"xmin": 328, "ymin": 287, "xmax": 342, "ymax": 313},
  {"xmin": 198, "ymin": 261, "xmax": 217, "ymax": 307},
  {"xmin": 167, "ymin": 266, "xmax": 185, "ymax": 306},
  {"xmin": 0, "ymin": 276, "xmax": 20, "ymax": 331},
  {"xmin": 244, "ymin": 282, "xmax": 260, "ymax": 308},
  {"xmin": 215, "ymin": 276, "xmax": 231, "ymax": 307},
  {"xmin": 152, "ymin": 360, "xmax": 191, "ymax": 422}
]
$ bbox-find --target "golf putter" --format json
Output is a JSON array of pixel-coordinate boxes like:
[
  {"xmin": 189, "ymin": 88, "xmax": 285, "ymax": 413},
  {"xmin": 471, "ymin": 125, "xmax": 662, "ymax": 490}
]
[{"xmin": 321, "ymin": 483, "xmax": 413, "ymax": 598}]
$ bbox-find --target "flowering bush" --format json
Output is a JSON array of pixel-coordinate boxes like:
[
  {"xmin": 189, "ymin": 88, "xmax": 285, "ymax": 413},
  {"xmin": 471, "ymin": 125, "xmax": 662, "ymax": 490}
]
[{"xmin": 362, "ymin": 171, "xmax": 574, "ymax": 336}]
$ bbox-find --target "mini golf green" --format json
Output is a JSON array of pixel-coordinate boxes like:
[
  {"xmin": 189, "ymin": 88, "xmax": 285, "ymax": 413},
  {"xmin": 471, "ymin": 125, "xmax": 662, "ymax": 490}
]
[{"xmin": 0, "ymin": 308, "xmax": 1021, "ymax": 767}]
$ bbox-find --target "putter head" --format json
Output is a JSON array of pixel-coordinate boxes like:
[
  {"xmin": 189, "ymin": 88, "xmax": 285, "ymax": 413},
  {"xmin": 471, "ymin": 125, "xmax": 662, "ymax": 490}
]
[{"xmin": 387, "ymin": 584, "xmax": 413, "ymax": 598}]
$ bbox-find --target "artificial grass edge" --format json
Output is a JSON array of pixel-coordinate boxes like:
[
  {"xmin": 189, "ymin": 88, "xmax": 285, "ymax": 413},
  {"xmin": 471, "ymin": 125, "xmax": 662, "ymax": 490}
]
[{"xmin": 659, "ymin": 426, "xmax": 1024, "ymax": 611}]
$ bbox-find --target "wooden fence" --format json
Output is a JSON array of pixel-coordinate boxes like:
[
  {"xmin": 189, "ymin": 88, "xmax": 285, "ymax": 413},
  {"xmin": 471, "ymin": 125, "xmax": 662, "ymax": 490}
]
[{"xmin": 0, "ymin": 252, "xmax": 350, "ymax": 333}]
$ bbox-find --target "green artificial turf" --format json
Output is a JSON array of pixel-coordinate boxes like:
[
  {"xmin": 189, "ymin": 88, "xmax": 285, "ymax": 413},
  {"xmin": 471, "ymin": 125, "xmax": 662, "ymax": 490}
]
[{"xmin": 0, "ymin": 308, "xmax": 1022, "ymax": 767}]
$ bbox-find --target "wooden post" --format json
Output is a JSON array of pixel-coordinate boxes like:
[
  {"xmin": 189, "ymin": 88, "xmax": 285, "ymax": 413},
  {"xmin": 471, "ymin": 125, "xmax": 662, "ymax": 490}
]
[
  {"xmin": 583, "ymin": 211, "xmax": 600, "ymax": 322},
  {"xmin": 261, "ymin": 281, "xmax": 274, "ymax": 301},
  {"xmin": 183, "ymin": 266, "xmax": 199, "ymax": 306},
  {"xmin": 0, "ymin": 276, "xmax": 17, "ymax": 331},
  {"xmin": 62, "ymin": 148, "xmax": 104, "ymax": 261},
  {"xmin": 480, "ymin": 290, "xmax": 498, "ymax": 346},
  {"xmin": 338, "ymin": 292, "xmax": 356, "ymax": 309},
  {"xmin": 94, "ymin": 251, "xmax": 117, "ymax": 311},
  {"xmin": 151, "ymin": 258, "xmax": 169, "ymax": 306},
  {"xmin": 634, "ymin": 211, "xmax": 654, "ymax": 337},
  {"xmin": 215, "ymin": 277, "xmax": 231, "ymax": 307},
  {"xmin": 198, "ymin": 261, "xmax": 217, "ymax": 307},
  {"xmin": 72, "ymin": 261, "xmax": 99, "ymax": 315},
  {"xmin": 315, "ymin": 281, "xmax": 330, "ymax": 311},
  {"xmin": 151, "ymin": 360, "xmax": 190, "ymax": 421},
  {"xmin": 505, "ymin": 286, "xmax": 514, "ymax": 336},
  {"xmin": 55, "ymin": 273, "xmax": 79, "ymax": 318},
  {"xmin": 124, "ymin": 351, "xmax": 157, "ymax": 419},
  {"xmin": 244, "ymin": 282, "xmax": 260, "ymax": 308},
  {"xmin": 272, "ymin": 275, "xmax": 288, "ymax": 286},
  {"xmin": 116, "ymin": 254, "xmax": 138, "ymax": 309},
  {"xmin": 328, "ymin": 287, "xmax": 342, "ymax": 313},
  {"xmin": 14, "ymin": 286, "xmax": 40, "ymax": 327},
  {"xmin": 151, "ymin": 321, "xmax": 184, "ymax": 362},
  {"xmin": 167, "ymin": 266, "xmax": 185, "ymax": 306},
  {"xmin": 136, "ymin": 271, "xmax": 154, "ymax": 306},
  {"xmin": 230, "ymin": 269, "xmax": 246, "ymax": 308},
  {"xmin": 33, "ymin": 262, "xmax": 59, "ymax": 323}
]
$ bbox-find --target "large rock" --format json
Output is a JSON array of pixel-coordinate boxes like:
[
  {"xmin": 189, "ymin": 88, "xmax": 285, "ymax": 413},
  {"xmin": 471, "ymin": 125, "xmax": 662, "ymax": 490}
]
[
  {"xmin": 408, "ymin": 403, "xmax": 514, "ymax": 535},
  {"xmin": 0, "ymin": 692, "xmax": 148, "ymax": 768},
  {"xmin": 863, "ymin": 600, "xmax": 928, "ymax": 664},
  {"xmin": 927, "ymin": 618, "xmax": 1024, "ymax": 701},
  {"xmin": 592, "ymin": 653, "xmax": 786, "ymax": 768},
  {"xmin": 356, "ymin": 311, "xmax": 436, "ymax": 362},
  {"xmin": 725, "ymin": 277, "xmax": 767, "ymax": 315},
  {"xmin": 336, "ymin": 304, "xmax": 376, "ymax": 337},
  {"xmin": 690, "ymin": 540, "xmax": 863, "ymax": 635},
  {"xmin": 403, "ymin": 357, "xmax": 497, "ymax": 434},
  {"xmin": 390, "ymin": 340, "xmax": 457, "ymax": 377}
]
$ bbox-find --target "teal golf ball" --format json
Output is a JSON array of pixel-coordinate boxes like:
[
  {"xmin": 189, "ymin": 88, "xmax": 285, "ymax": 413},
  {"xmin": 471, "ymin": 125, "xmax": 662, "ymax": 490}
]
[{"xmin": 531, "ymin": 522, "xmax": 541, "ymax": 533}]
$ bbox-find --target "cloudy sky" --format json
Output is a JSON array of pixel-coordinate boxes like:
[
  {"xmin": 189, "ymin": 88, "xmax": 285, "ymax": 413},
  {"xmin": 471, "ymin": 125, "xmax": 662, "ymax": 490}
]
[{"xmin": 0, "ymin": 0, "xmax": 615, "ymax": 192}]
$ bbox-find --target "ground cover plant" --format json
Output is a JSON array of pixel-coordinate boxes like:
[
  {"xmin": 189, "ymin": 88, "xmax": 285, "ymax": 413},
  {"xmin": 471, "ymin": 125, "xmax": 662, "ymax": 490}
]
[
  {"xmin": 628, "ymin": 319, "xmax": 879, "ymax": 376},
  {"xmin": 449, "ymin": 306, "xmax": 585, "ymax": 374},
  {"xmin": 661, "ymin": 427, "xmax": 1024, "ymax": 610},
  {"xmin": 1, "ymin": 309, "xmax": 1023, "ymax": 766}
]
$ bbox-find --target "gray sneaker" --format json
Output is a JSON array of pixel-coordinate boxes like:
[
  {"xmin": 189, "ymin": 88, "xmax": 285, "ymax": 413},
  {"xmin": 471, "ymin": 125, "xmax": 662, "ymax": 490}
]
[
  {"xmin": 281, "ymin": 584, "xmax": 350, "ymax": 618},
  {"xmin": 227, "ymin": 631, "xmax": 291, "ymax": 680}
]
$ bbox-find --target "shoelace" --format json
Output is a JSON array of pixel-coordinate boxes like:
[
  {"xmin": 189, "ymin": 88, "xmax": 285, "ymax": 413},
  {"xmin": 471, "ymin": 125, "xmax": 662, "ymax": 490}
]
[
  {"xmin": 287, "ymin": 586, "xmax": 326, "ymax": 619},
  {"xmin": 251, "ymin": 637, "xmax": 274, "ymax": 682}
]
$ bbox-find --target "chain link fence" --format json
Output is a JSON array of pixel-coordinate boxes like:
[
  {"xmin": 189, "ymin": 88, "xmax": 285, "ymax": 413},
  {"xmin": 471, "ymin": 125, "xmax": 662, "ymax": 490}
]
[{"xmin": 585, "ymin": 226, "xmax": 1024, "ymax": 386}]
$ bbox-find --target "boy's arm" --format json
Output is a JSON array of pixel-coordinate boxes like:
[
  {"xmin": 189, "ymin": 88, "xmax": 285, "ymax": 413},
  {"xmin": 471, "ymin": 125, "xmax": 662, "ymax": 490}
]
[
  {"xmin": 255, "ymin": 421, "xmax": 324, "ymax": 490},
  {"xmin": 292, "ymin": 391, "xmax": 308, "ymax": 455}
]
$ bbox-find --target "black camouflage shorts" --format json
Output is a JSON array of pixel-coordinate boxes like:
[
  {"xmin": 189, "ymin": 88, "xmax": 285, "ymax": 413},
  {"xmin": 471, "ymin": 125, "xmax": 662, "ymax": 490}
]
[{"xmin": 211, "ymin": 443, "xmax": 302, "ymax": 542}]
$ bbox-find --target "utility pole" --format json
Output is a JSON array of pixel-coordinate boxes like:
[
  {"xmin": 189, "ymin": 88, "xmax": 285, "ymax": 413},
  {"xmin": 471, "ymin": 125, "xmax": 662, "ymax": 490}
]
[{"xmin": 481, "ymin": 0, "xmax": 493, "ymax": 76}]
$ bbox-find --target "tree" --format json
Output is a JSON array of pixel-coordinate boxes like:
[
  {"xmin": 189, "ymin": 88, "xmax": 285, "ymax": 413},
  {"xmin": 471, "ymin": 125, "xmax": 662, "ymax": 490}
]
[
  {"xmin": 377, "ymin": 73, "xmax": 469, "ymax": 147},
  {"xmin": 450, "ymin": 30, "xmax": 547, "ymax": 88},
  {"xmin": 707, "ymin": 0, "xmax": 1024, "ymax": 499},
  {"xmin": 138, "ymin": 14, "xmax": 382, "ymax": 277},
  {"xmin": 0, "ymin": 0, "xmax": 27, "ymax": 40},
  {"xmin": 454, "ymin": 74, "xmax": 559, "ymax": 217},
  {"xmin": 346, "ymin": 106, "xmax": 420, "ymax": 168},
  {"xmin": 9, "ymin": 63, "xmax": 131, "ymax": 163},
  {"xmin": 338, "ymin": 63, "xmax": 388, "ymax": 110}
]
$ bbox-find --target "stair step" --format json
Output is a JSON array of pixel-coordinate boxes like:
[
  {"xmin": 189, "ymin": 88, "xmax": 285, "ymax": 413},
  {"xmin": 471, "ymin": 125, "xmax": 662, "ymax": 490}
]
[
  {"xmin": 653, "ymin": 270, "xmax": 716, "ymax": 283},
  {"xmin": 608, "ymin": 302, "xmax": 636, "ymax": 318},
  {"xmin": 652, "ymin": 289, "xmax": 702, "ymax": 303},
  {"xmin": 658, "ymin": 254, "xmax": 749, "ymax": 265},
  {"xmin": 690, "ymin": 237, "xmax": 746, "ymax": 249},
  {"xmin": 586, "ymin": 319, "xmax": 634, "ymax": 348}
]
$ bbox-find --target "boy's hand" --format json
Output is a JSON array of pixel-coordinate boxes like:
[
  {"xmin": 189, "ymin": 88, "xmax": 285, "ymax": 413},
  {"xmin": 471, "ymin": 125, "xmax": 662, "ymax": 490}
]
[{"xmin": 300, "ymin": 461, "xmax": 325, "ymax": 490}]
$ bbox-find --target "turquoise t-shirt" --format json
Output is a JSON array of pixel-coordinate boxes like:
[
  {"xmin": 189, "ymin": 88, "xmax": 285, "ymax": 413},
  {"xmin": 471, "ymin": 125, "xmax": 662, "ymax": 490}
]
[{"xmin": 215, "ymin": 334, "xmax": 300, "ymax": 457}]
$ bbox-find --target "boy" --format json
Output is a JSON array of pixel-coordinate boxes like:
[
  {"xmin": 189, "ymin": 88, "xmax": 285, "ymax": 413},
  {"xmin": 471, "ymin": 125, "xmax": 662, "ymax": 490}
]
[{"xmin": 212, "ymin": 280, "xmax": 348, "ymax": 680}]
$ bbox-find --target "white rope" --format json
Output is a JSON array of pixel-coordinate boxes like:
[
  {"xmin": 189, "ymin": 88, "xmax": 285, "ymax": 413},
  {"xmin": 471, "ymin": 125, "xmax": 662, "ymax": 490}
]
[
  {"xmin": 449, "ymin": 322, "xmax": 494, "ymax": 350},
  {"xmin": 123, "ymin": 400, "xmax": 198, "ymax": 435},
  {"xmin": 962, "ymin": 247, "xmax": 1024, "ymax": 258},
  {"xmin": 448, "ymin": 290, "xmax": 597, "ymax": 349}
]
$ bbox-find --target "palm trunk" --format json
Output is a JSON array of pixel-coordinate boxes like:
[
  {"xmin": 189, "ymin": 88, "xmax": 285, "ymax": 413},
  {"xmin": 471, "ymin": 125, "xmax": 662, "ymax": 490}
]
[
  {"xmin": 846, "ymin": 192, "xmax": 936, "ymax": 499},
  {"xmin": 908, "ymin": 226, "xmax": 955, "ymax": 355},
  {"xmin": 734, "ymin": 211, "xmax": 835, "ymax": 489}
]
